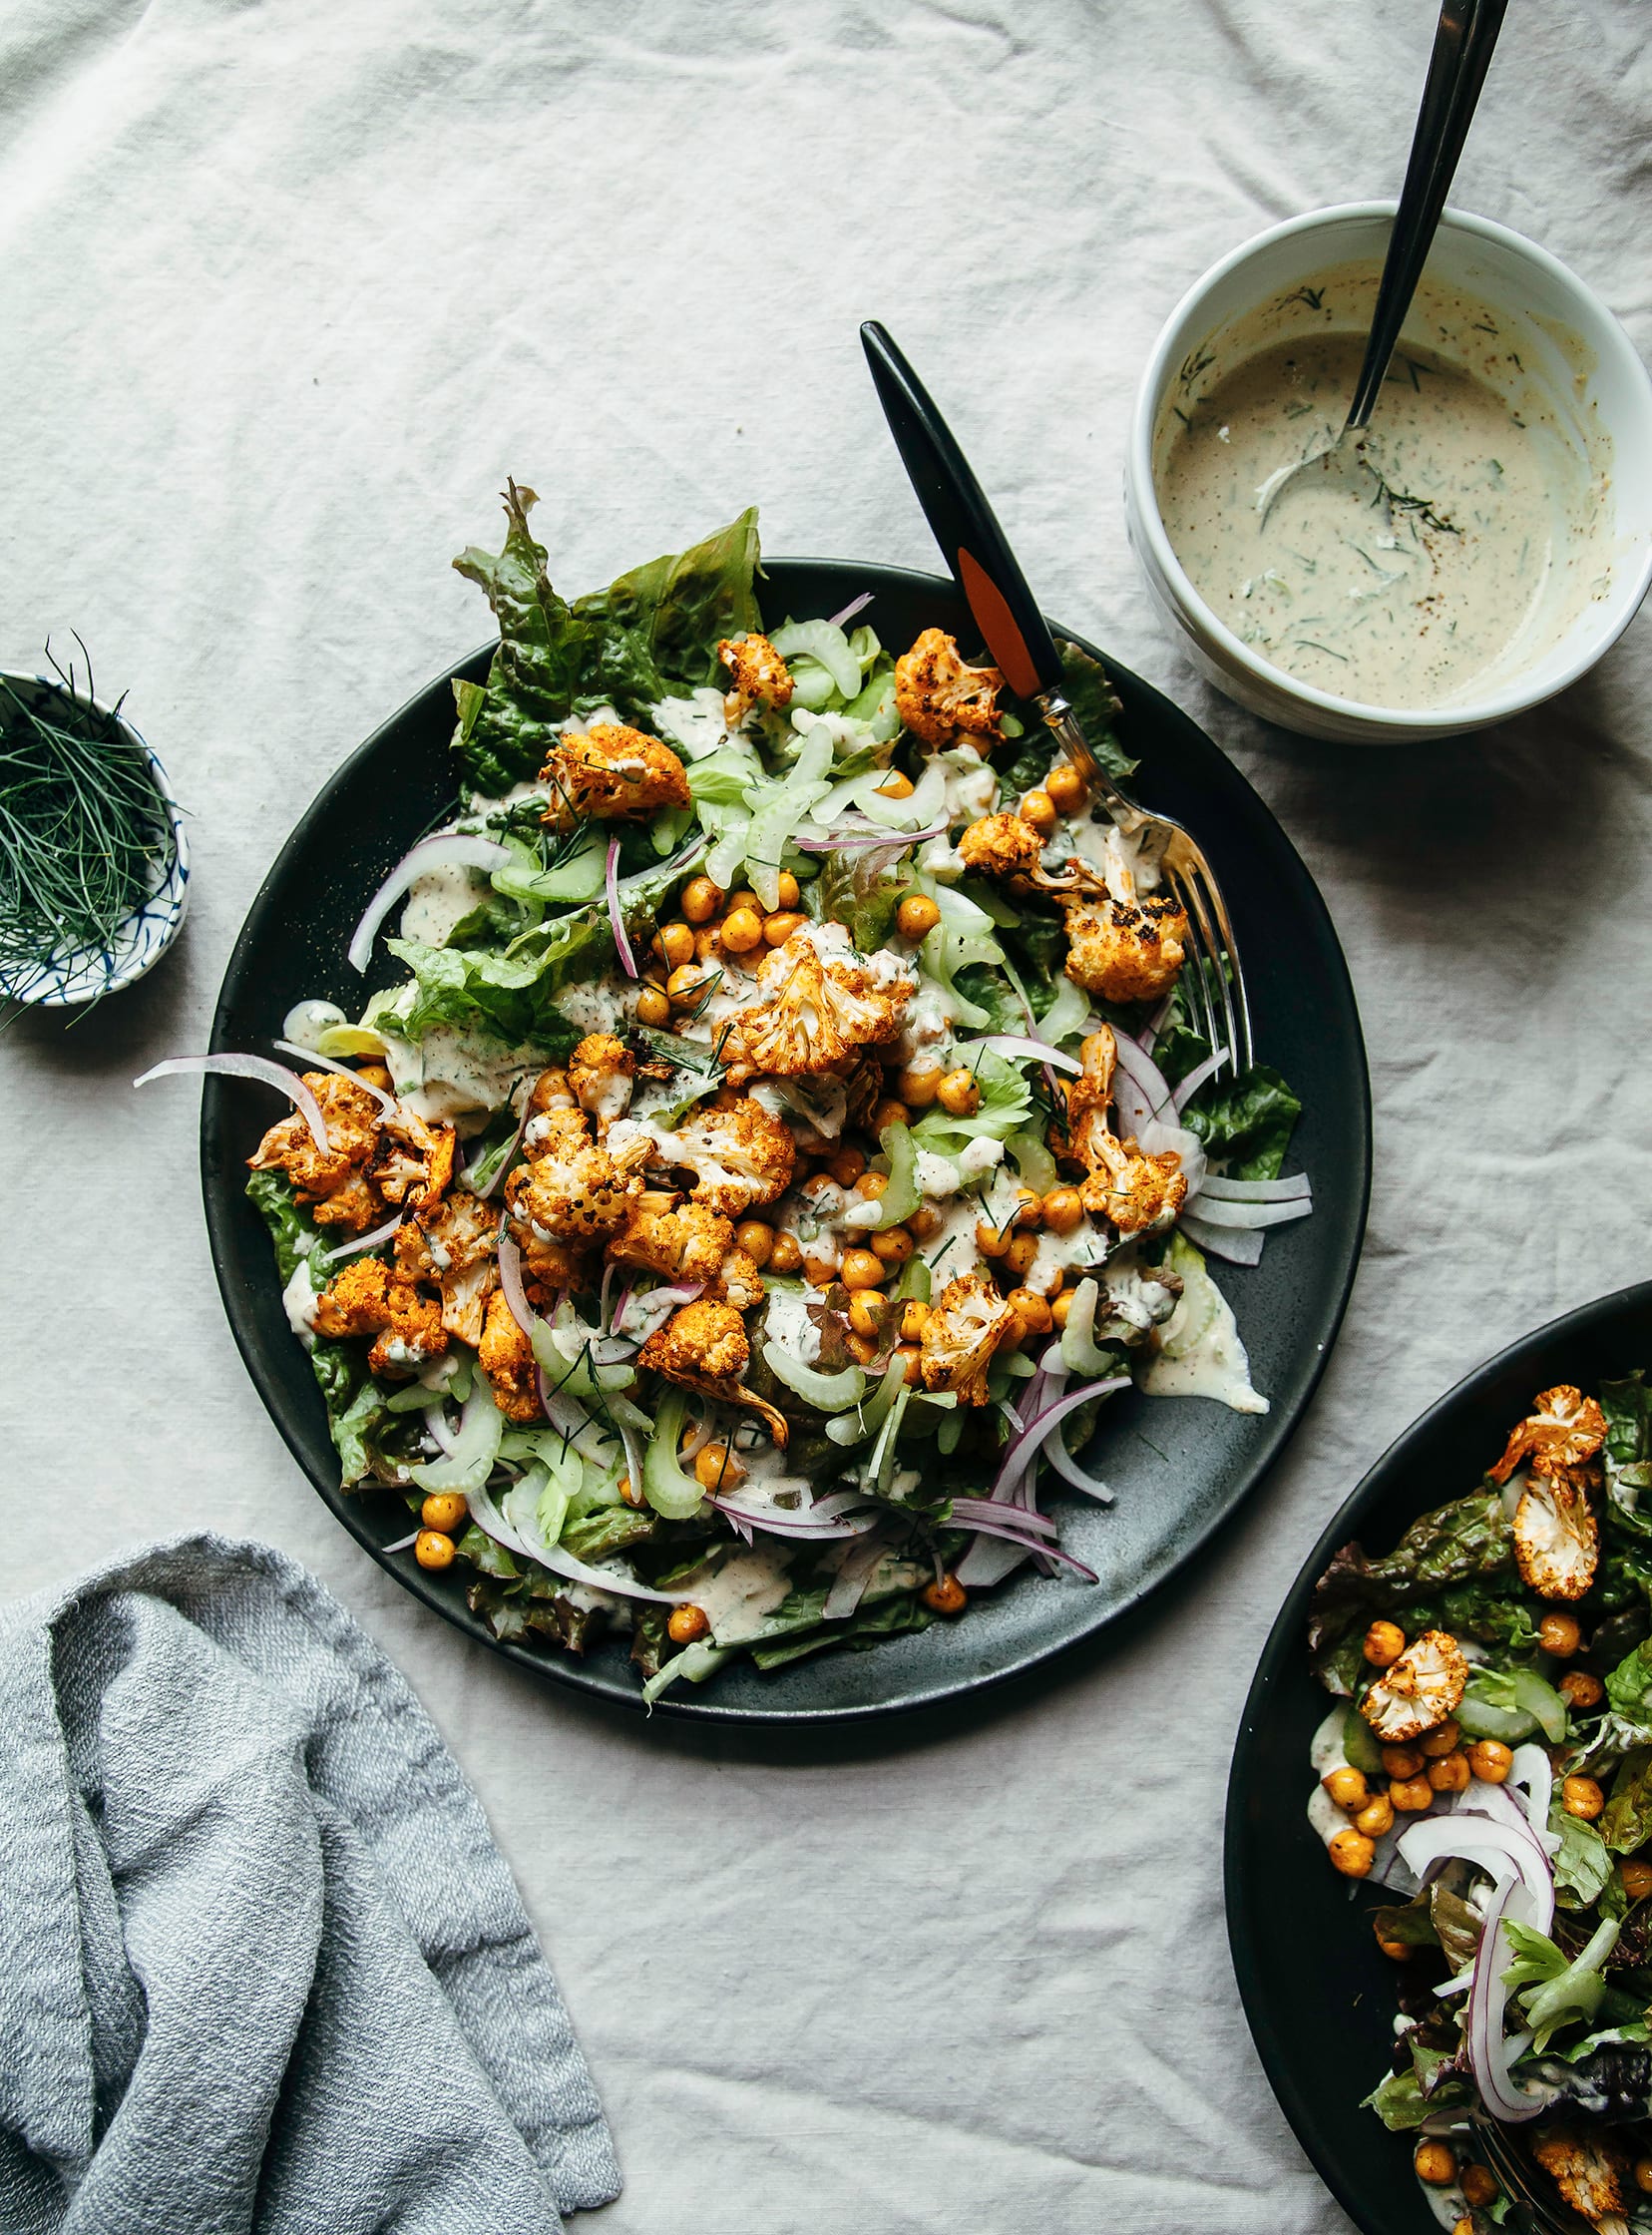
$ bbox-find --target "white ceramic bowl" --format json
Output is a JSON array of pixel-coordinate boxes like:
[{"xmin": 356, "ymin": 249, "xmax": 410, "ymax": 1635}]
[
  {"xmin": 1125, "ymin": 204, "xmax": 1652, "ymax": 744},
  {"xmin": 0, "ymin": 670, "xmax": 189, "ymax": 1007}
]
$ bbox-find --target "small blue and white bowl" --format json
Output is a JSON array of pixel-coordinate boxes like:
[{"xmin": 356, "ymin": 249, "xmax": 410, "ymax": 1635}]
[{"xmin": 0, "ymin": 670, "xmax": 190, "ymax": 1007}]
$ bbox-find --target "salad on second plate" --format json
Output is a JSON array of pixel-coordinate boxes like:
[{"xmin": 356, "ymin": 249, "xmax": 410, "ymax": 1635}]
[
  {"xmin": 1308, "ymin": 1375, "xmax": 1652, "ymax": 2234},
  {"xmin": 151, "ymin": 488, "xmax": 1310, "ymax": 1700}
]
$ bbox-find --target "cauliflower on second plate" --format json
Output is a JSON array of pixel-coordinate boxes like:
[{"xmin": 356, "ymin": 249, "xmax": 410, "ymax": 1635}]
[
  {"xmin": 1359, "ymin": 1627, "xmax": 1467, "ymax": 1742},
  {"xmin": 1512, "ymin": 1472, "xmax": 1600, "ymax": 1600},
  {"xmin": 919, "ymin": 1271, "xmax": 1018, "ymax": 1407},
  {"xmin": 658, "ymin": 1099, "xmax": 796, "ymax": 1216},
  {"xmin": 957, "ymin": 811, "xmax": 1045, "ymax": 879},
  {"xmin": 1058, "ymin": 1029, "xmax": 1187, "ymax": 1235}
]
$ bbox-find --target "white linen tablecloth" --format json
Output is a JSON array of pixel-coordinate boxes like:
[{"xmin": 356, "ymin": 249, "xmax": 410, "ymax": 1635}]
[{"xmin": 4, "ymin": 2, "xmax": 1649, "ymax": 2226}]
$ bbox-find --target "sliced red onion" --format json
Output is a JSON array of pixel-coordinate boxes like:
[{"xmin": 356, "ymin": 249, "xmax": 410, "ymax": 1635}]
[
  {"xmin": 957, "ymin": 1534, "xmax": 1032, "ymax": 1587},
  {"xmin": 347, "ymin": 833, "xmax": 511, "ymax": 975},
  {"xmin": 422, "ymin": 1403, "xmax": 462, "ymax": 1459},
  {"xmin": 1041, "ymin": 1432, "xmax": 1116, "ymax": 1506},
  {"xmin": 616, "ymin": 1282, "xmax": 703, "ymax": 1340},
  {"xmin": 706, "ymin": 1493, "xmax": 876, "ymax": 1541},
  {"xmin": 1464, "ymin": 1875, "xmax": 1549, "ymax": 2124},
  {"xmin": 382, "ymin": 1529, "xmax": 422, "ymax": 1556},
  {"xmin": 273, "ymin": 1039, "xmax": 398, "ymax": 1114},
  {"xmin": 952, "ymin": 1497, "xmax": 1058, "ymax": 1539},
  {"xmin": 791, "ymin": 821, "xmax": 950, "ymax": 852},
  {"xmin": 823, "ymin": 1529, "xmax": 890, "ymax": 1618},
  {"xmin": 950, "ymin": 1510, "xmax": 1098, "ymax": 1581},
  {"xmin": 497, "ymin": 1231, "xmax": 536, "ymax": 1339},
  {"xmin": 826, "ymin": 591, "xmax": 873, "ymax": 629},
  {"xmin": 1138, "ymin": 989, "xmax": 1175, "ymax": 1055},
  {"xmin": 500, "ymin": 1482, "xmax": 696, "ymax": 1603},
  {"xmin": 1453, "ymin": 1776, "xmax": 1561, "ymax": 1858},
  {"xmin": 1507, "ymin": 1744, "xmax": 1557, "ymax": 1844},
  {"xmin": 606, "ymin": 837, "xmax": 637, "ymax": 979},
  {"xmin": 322, "ymin": 1211, "xmax": 404, "ymax": 1263},
  {"xmin": 990, "ymin": 1378, "xmax": 1131, "ymax": 1500},
  {"xmin": 962, "ymin": 1035, "xmax": 1082, "ymax": 1076},
  {"xmin": 1197, "ymin": 1171, "xmax": 1312, "ymax": 1203},
  {"xmin": 1180, "ymin": 1195, "xmax": 1313, "ymax": 1231},
  {"xmin": 1110, "ymin": 1031, "xmax": 1175, "ymax": 1131},
  {"xmin": 134, "ymin": 1054, "xmax": 332, "ymax": 1156},
  {"xmin": 1169, "ymin": 1047, "xmax": 1232, "ymax": 1113},
  {"xmin": 1396, "ymin": 1816, "xmax": 1554, "ymax": 1932},
  {"xmin": 1179, "ymin": 1213, "xmax": 1265, "ymax": 1267}
]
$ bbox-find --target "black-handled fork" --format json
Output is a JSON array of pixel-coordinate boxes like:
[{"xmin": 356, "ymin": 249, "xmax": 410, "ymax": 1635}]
[{"xmin": 859, "ymin": 319, "xmax": 1253, "ymax": 1078}]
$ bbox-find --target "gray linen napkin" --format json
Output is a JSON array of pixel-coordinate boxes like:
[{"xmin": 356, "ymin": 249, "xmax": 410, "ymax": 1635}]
[{"xmin": 0, "ymin": 1532, "xmax": 620, "ymax": 2235}]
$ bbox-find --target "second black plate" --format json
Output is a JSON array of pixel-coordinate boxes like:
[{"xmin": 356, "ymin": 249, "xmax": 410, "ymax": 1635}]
[{"xmin": 203, "ymin": 557, "xmax": 1370, "ymax": 1721}]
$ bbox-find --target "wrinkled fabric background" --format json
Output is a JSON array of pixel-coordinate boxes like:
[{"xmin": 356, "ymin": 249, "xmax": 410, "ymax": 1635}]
[{"xmin": 3, "ymin": 2, "xmax": 1648, "ymax": 2228}]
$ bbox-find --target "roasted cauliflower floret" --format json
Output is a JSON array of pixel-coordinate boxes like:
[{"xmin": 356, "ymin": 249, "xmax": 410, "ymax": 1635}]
[
  {"xmin": 609, "ymin": 1195, "xmax": 735, "ymax": 1286},
  {"xmin": 1513, "ymin": 1472, "xmax": 1600, "ymax": 1600},
  {"xmin": 713, "ymin": 1247, "xmax": 767, "ymax": 1312},
  {"xmin": 1062, "ymin": 892, "xmax": 1189, "ymax": 1005},
  {"xmin": 402, "ymin": 1188, "xmax": 500, "ymax": 1345},
  {"xmin": 730, "ymin": 928, "xmax": 914, "ymax": 1079},
  {"xmin": 919, "ymin": 1271, "xmax": 1017, "ymax": 1407},
  {"xmin": 662, "ymin": 1101, "xmax": 796, "ymax": 1216},
  {"xmin": 505, "ymin": 1132, "xmax": 645, "ymax": 1246},
  {"xmin": 1058, "ymin": 1026, "xmax": 1118, "ymax": 1170},
  {"xmin": 1359, "ymin": 1627, "xmax": 1467, "ymax": 1742},
  {"xmin": 1079, "ymin": 1137, "xmax": 1188, "ymax": 1235},
  {"xmin": 1531, "ymin": 2129, "xmax": 1629, "ymax": 2225},
  {"xmin": 366, "ymin": 1279, "xmax": 448, "ymax": 1382},
  {"xmin": 894, "ymin": 628, "xmax": 1006, "ymax": 750},
  {"xmin": 637, "ymin": 1300, "xmax": 789, "ymax": 1447},
  {"xmin": 568, "ymin": 1033, "xmax": 634, "ymax": 1133},
  {"xmin": 307, "ymin": 1172, "xmax": 389, "ymax": 1236},
  {"xmin": 312, "ymin": 1255, "xmax": 393, "ymax": 1340},
  {"xmin": 1491, "ymin": 1385, "xmax": 1608, "ymax": 1486},
  {"xmin": 718, "ymin": 632, "xmax": 793, "ymax": 725},
  {"xmin": 368, "ymin": 1104, "xmax": 456, "ymax": 1209},
  {"xmin": 957, "ymin": 811, "xmax": 1045, "ymax": 879},
  {"xmin": 248, "ymin": 1071, "xmax": 383, "ymax": 1202},
  {"xmin": 477, "ymin": 1289, "xmax": 542, "ymax": 1423},
  {"xmin": 540, "ymin": 722, "xmax": 690, "ymax": 831}
]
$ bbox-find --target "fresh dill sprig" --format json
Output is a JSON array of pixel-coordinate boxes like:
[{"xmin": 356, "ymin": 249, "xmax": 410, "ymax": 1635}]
[
  {"xmin": 1361, "ymin": 459, "xmax": 1458, "ymax": 537},
  {"xmin": 0, "ymin": 642, "xmax": 175, "ymax": 1011}
]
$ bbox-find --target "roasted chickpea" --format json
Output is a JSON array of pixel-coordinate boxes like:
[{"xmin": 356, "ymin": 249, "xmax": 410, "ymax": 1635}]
[
  {"xmin": 1560, "ymin": 1669, "xmax": 1604, "ymax": 1710},
  {"xmin": 1041, "ymin": 1186, "xmax": 1084, "ymax": 1235},
  {"xmin": 693, "ymin": 924, "xmax": 721, "ymax": 963},
  {"xmin": 875, "ymin": 770, "xmax": 916, "ymax": 799},
  {"xmin": 898, "ymin": 1061, "xmax": 944, "ymax": 1109},
  {"xmin": 855, "ymin": 1170, "xmax": 890, "ymax": 1202},
  {"xmin": 1020, "ymin": 788, "xmax": 1057, "ymax": 834},
  {"xmin": 1322, "ymin": 1766, "xmax": 1369, "ymax": 1811},
  {"xmin": 900, "ymin": 1300, "xmax": 931, "ymax": 1342},
  {"xmin": 1427, "ymin": 1751, "xmax": 1470, "ymax": 1795},
  {"xmin": 1007, "ymin": 1288, "xmax": 1052, "ymax": 1337},
  {"xmin": 871, "ymin": 1227, "xmax": 915, "ymax": 1265},
  {"xmin": 1389, "ymin": 1776, "xmax": 1435, "ymax": 1814},
  {"xmin": 655, "ymin": 920, "xmax": 695, "ymax": 969},
  {"xmin": 1380, "ymin": 1745, "xmax": 1424, "ymax": 1781},
  {"xmin": 695, "ymin": 1445, "xmax": 745, "ymax": 1491},
  {"xmin": 680, "ymin": 876, "xmax": 722, "ymax": 924},
  {"xmin": 1420, "ymin": 1719, "xmax": 1461, "ymax": 1757},
  {"xmin": 1563, "ymin": 1775, "xmax": 1606, "ymax": 1821},
  {"xmin": 1539, "ymin": 1611, "xmax": 1583, "ymax": 1656},
  {"xmin": 414, "ymin": 1530, "xmax": 456, "ymax": 1571},
  {"xmin": 870, "ymin": 1098, "xmax": 911, "ymax": 1134},
  {"xmin": 356, "ymin": 1063, "xmax": 393, "ymax": 1091},
  {"xmin": 1050, "ymin": 1291, "xmax": 1075, "ymax": 1330},
  {"xmin": 1414, "ymin": 2140, "xmax": 1455, "ymax": 2186},
  {"xmin": 895, "ymin": 1343, "xmax": 924, "ymax": 1387},
  {"xmin": 1328, "ymin": 1828, "xmax": 1375, "ymax": 1878},
  {"xmin": 666, "ymin": 962, "xmax": 714, "ymax": 1007},
  {"xmin": 766, "ymin": 871, "xmax": 797, "ymax": 909},
  {"xmin": 1363, "ymin": 1619, "xmax": 1407, "ymax": 1668},
  {"xmin": 420, "ymin": 1492, "xmax": 468, "ymax": 1534},
  {"xmin": 829, "ymin": 1144, "xmax": 868, "ymax": 1187},
  {"xmin": 896, "ymin": 894, "xmax": 942, "ymax": 941},
  {"xmin": 619, "ymin": 1473, "xmax": 645, "ymax": 1509},
  {"xmin": 769, "ymin": 1231, "xmax": 803, "ymax": 1275},
  {"xmin": 634, "ymin": 986, "xmax": 671, "ymax": 1028},
  {"xmin": 1458, "ymin": 2165, "xmax": 1497, "ymax": 2209},
  {"xmin": 922, "ymin": 1573, "xmax": 968, "ymax": 1615},
  {"xmin": 845, "ymin": 1331, "xmax": 879, "ymax": 1367},
  {"xmin": 1355, "ymin": 1793, "xmax": 1395, "ymax": 1839},
  {"xmin": 1376, "ymin": 1936, "xmax": 1411, "ymax": 1962},
  {"xmin": 803, "ymin": 1253, "xmax": 841, "ymax": 1288},
  {"xmin": 1623, "ymin": 1859, "xmax": 1652, "ymax": 1902},
  {"xmin": 763, "ymin": 910, "xmax": 807, "ymax": 947},
  {"xmin": 724, "ymin": 888, "xmax": 762, "ymax": 918},
  {"xmin": 667, "ymin": 1603, "xmax": 710, "ymax": 1644},
  {"xmin": 720, "ymin": 907, "xmax": 764, "ymax": 954},
  {"xmin": 841, "ymin": 1249, "xmax": 886, "ymax": 1291},
  {"xmin": 975, "ymin": 1218, "xmax": 1012, "ymax": 1259},
  {"xmin": 937, "ymin": 1068, "xmax": 981, "ymax": 1118},
  {"xmin": 1465, "ymin": 1738, "xmax": 1513, "ymax": 1783},
  {"xmin": 1635, "ymin": 2156, "xmax": 1652, "ymax": 2196},
  {"xmin": 847, "ymin": 1292, "xmax": 884, "ymax": 1339},
  {"xmin": 1003, "ymin": 1233, "xmax": 1039, "ymax": 1280},
  {"xmin": 733, "ymin": 1219, "xmax": 775, "ymax": 1267},
  {"xmin": 1044, "ymin": 762, "xmax": 1086, "ymax": 813},
  {"xmin": 907, "ymin": 1204, "xmax": 945, "ymax": 1242},
  {"xmin": 1014, "ymin": 1187, "xmax": 1043, "ymax": 1230}
]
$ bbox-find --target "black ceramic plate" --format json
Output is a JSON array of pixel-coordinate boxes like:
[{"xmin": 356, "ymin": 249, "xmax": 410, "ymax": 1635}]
[
  {"xmin": 203, "ymin": 558, "xmax": 1369, "ymax": 1722},
  {"xmin": 1226, "ymin": 1280, "xmax": 1652, "ymax": 2232}
]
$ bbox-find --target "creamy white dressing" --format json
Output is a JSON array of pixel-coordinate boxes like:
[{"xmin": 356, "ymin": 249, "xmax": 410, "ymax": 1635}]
[
  {"xmin": 1026, "ymin": 1223, "xmax": 1108, "ymax": 1300},
  {"xmin": 1155, "ymin": 260, "xmax": 1607, "ymax": 709},
  {"xmin": 760, "ymin": 1284, "xmax": 822, "ymax": 1367},
  {"xmin": 1141, "ymin": 1245, "xmax": 1267, "ymax": 1413},
  {"xmin": 281, "ymin": 998, "xmax": 347, "ymax": 1052},
  {"xmin": 282, "ymin": 1254, "xmax": 322, "ymax": 1343},
  {"xmin": 558, "ymin": 977, "xmax": 629, "ymax": 1038},
  {"xmin": 652, "ymin": 686, "xmax": 732, "ymax": 759},
  {"xmin": 380, "ymin": 1018, "xmax": 539, "ymax": 1125},
  {"xmin": 400, "ymin": 863, "xmax": 491, "ymax": 948},
  {"xmin": 674, "ymin": 1548, "xmax": 795, "ymax": 1645}
]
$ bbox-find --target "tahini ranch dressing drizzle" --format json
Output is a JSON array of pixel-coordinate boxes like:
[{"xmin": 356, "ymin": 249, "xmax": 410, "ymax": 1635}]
[{"xmin": 1154, "ymin": 261, "xmax": 1606, "ymax": 708}]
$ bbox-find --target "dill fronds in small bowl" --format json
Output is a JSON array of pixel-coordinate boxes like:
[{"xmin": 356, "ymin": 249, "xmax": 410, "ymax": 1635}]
[{"xmin": 0, "ymin": 647, "xmax": 189, "ymax": 1014}]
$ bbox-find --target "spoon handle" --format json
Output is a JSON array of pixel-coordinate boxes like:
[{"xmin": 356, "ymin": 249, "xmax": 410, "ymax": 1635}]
[{"xmin": 1344, "ymin": 0, "xmax": 1509, "ymax": 434}]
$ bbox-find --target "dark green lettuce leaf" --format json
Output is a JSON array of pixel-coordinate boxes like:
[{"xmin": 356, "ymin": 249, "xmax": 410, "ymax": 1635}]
[
  {"xmin": 1603, "ymin": 1747, "xmax": 1652, "ymax": 1854},
  {"xmin": 813, "ymin": 847, "xmax": 917, "ymax": 952},
  {"xmin": 1553, "ymin": 1810, "xmax": 1615, "ymax": 1906},
  {"xmin": 1181, "ymin": 1064, "xmax": 1303, "ymax": 1181},
  {"xmin": 385, "ymin": 912, "xmax": 606, "ymax": 1050},
  {"xmin": 1000, "ymin": 638, "xmax": 1136, "ymax": 795},
  {"xmin": 1607, "ymin": 1641, "xmax": 1652, "ymax": 1725},
  {"xmin": 246, "ymin": 1170, "xmax": 384, "ymax": 1486},
  {"xmin": 246, "ymin": 1166, "xmax": 311, "ymax": 1283},
  {"xmin": 450, "ymin": 485, "xmax": 759, "ymax": 792},
  {"xmin": 1603, "ymin": 1372, "xmax": 1652, "ymax": 1542},
  {"xmin": 561, "ymin": 1506, "xmax": 659, "ymax": 1564},
  {"xmin": 1309, "ymin": 1491, "xmax": 1514, "ymax": 1668},
  {"xmin": 1364, "ymin": 2041, "xmax": 1469, "ymax": 2130}
]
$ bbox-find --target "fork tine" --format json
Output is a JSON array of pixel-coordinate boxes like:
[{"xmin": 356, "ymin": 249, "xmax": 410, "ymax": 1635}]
[
  {"xmin": 1189, "ymin": 856, "xmax": 1255, "ymax": 1075},
  {"xmin": 1165, "ymin": 864, "xmax": 1222, "ymax": 1063},
  {"xmin": 1180, "ymin": 868, "xmax": 1241, "ymax": 1083}
]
